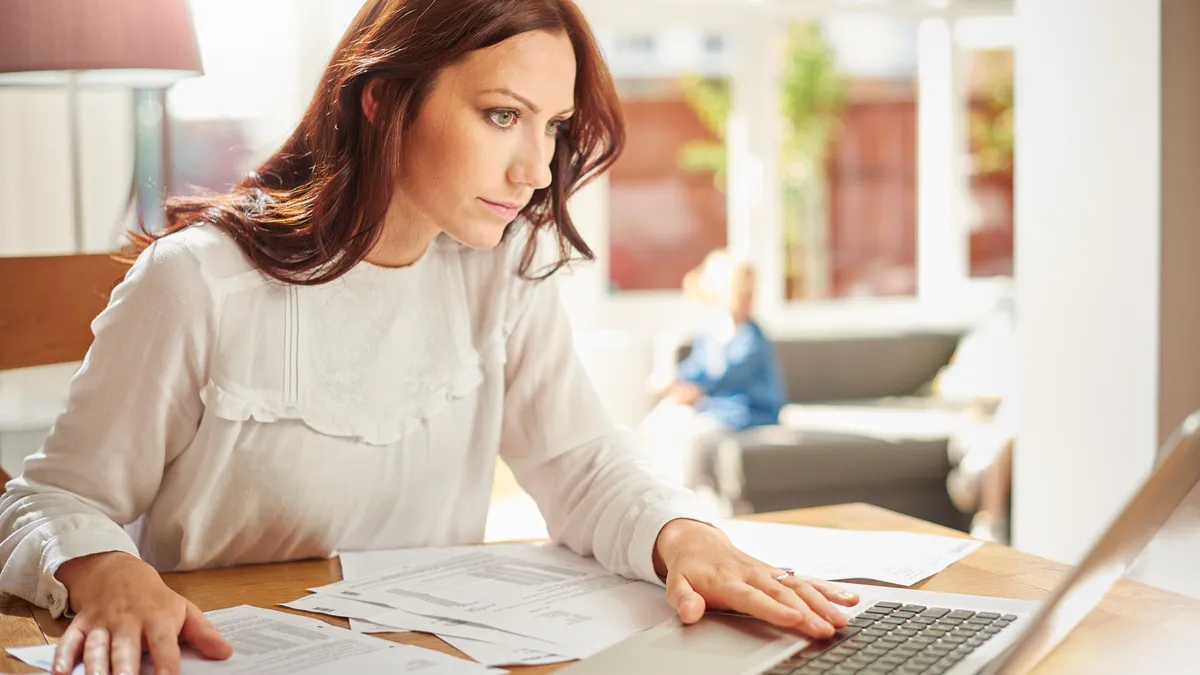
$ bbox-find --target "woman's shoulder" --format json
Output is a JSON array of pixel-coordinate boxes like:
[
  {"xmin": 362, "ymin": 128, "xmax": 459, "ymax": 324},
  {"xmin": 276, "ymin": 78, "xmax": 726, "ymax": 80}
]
[{"xmin": 154, "ymin": 224, "xmax": 257, "ymax": 283}]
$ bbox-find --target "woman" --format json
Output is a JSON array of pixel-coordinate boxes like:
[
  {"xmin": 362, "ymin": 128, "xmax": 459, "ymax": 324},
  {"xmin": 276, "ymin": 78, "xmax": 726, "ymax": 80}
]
[{"xmin": 0, "ymin": 2, "xmax": 858, "ymax": 674}]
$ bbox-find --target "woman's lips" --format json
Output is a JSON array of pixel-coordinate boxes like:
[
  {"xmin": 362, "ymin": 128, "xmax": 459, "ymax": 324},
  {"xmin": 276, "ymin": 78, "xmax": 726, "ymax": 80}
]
[{"xmin": 480, "ymin": 198, "xmax": 521, "ymax": 220}]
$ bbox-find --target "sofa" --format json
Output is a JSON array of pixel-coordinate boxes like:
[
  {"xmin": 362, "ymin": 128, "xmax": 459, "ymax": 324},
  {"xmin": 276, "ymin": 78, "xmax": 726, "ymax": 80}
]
[{"xmin": 679, "ymin": 331, "xmax": 977, "ymax": 531}]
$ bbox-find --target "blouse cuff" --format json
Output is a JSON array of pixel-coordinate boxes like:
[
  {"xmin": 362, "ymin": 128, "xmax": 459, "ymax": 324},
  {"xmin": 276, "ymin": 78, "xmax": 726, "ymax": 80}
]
[
  {"xmin": 629, "ymin": 495, "xmax": 718, "ymax": 587},
  {"xmin": 38, "ymin": 528, "xmax": 141, "ymax": 619}
]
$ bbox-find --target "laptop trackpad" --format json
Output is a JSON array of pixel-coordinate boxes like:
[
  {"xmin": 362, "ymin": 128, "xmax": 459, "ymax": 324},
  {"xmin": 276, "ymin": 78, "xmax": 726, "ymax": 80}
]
[{"xmin": 650, "ymin": 613, "xmax": 804, "ymax": 657}]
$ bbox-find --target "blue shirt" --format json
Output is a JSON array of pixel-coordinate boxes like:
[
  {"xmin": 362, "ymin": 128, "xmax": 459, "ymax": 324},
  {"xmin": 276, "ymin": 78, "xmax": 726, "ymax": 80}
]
[{"xmin": 677, "ymin": 320, "xmax": 786, "ymax": 430}]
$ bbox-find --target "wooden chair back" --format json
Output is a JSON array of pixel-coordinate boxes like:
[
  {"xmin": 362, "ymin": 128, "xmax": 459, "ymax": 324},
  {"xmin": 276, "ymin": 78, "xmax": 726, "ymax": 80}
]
[{"xmin": 0, "ymin": 254, "xmax": 128, "ymax": 482}]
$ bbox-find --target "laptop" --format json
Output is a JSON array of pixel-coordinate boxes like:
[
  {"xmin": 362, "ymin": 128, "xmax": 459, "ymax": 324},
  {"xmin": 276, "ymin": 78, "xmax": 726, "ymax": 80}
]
[{"xmin": 558, "ymin": 410, "xmax": 1200, "ymax": 675}]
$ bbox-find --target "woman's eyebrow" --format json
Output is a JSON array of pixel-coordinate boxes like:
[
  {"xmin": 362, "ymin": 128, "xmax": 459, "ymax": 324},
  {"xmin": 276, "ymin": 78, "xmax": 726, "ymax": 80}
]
[{"xmin": 481, "ymin": 87, "xmax": 574, "ymax": 116}]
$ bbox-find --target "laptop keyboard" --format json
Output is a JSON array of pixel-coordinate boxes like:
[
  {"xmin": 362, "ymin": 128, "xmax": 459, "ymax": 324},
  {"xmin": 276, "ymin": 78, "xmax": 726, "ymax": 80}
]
[{"xmin": 763, "ymin": 602, "xmax": 1020, "ymax": 675}]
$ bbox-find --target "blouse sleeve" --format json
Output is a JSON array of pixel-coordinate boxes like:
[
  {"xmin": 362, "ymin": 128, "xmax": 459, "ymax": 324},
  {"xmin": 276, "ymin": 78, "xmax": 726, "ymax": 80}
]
[
  {"xmin": 498, "ymin": 274, "xmax": 713, "ymax": 584},
  {"xmin": 0, "ymin": 237, "xmax": 215, "ymax": 616}
]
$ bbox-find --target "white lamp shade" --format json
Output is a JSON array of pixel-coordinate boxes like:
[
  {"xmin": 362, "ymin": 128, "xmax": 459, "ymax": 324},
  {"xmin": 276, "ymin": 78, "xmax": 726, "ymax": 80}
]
[{"xmin": 0, "ymin": 0, "xmax": 204, "ymax": 87}]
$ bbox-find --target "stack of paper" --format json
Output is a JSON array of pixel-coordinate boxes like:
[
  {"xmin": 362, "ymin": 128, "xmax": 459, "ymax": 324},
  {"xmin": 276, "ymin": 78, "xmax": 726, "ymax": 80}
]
[
  {"xmin": 6, "ymin": 605, "xmax": 503, "ymax": 675},
  {"xmin": 288, "ymin": 543, "xmax": 671, "ymax": 666},
  {"xmin": 280, "ymin": 522, "xmax": 983, "ymax": 667}
]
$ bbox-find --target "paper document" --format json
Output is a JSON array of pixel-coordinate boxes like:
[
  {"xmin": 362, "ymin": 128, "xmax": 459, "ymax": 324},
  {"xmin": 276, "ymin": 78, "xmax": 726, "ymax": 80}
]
[
  {"xmin": 285, "ymin": 591, "xmax": 577, "ymax": 657},
  {"xmin": 298, "ymin": 547, "xmax": 581, "ymax": 657},
  {"xmin": 311, "ymin": 544, "xmax": 672, "ymax": 650},
  {"xmin": 719, "ymin": 519, "xmax": 983, "ymax": 587},
  {"xmin": 282, "ymin": 593, "xmax": 400, "ymax": 622},
  {"xmin": 352, "ymin": 618, "xmax": 409, "ymax": 633},
  {"xmin": 6, "ymin": 606, "xmax": 502, "ymax": 675},
  {"xmin": 338, "ymin": 544, "xmax": 532, "ymax": 580},
  {"xmin": 438, "ymin": 635, "xmax": 572, "ymax": 667}
]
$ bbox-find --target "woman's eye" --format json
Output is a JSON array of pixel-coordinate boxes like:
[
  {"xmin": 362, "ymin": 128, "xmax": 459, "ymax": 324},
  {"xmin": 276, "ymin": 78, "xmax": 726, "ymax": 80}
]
[
  {"xmin": 546, "ymin": 120, "xmax": 564, "ymax": 136},
  {"xmin": 489, "ymin": 110, "xmax": 518, "ymax": 128}
]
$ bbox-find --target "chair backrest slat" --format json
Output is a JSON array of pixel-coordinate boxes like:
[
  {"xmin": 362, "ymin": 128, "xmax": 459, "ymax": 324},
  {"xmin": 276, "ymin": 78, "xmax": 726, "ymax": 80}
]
[
  {"xmin": 0, "ymin": 254, "xmax": 127, "ymax": 372},
  {"xmin": 0, "ymin": 253, "xmax": 128, "ymax": 483}
]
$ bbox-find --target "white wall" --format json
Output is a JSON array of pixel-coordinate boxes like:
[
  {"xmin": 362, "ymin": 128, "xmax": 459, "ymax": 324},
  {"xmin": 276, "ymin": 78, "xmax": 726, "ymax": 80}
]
[
  {"xmin": 0, "ymin": 89, "xmax": 134, "ymax": 254},
  {"xmin": 1013, "ymin": 0, "xmax": 1200, "ymax": 572}
]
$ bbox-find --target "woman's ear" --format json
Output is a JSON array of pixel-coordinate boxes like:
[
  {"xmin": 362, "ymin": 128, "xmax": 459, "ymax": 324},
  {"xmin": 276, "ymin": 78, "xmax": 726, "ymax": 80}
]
[{"xmin": 361, "ymin": 79, "xmax": 381, "ymax": 124}]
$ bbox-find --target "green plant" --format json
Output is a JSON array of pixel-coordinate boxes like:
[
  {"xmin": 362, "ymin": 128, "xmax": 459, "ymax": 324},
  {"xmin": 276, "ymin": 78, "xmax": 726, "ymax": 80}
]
[
  {"xmin": 677, "ymin": 76, "xmax": 731, "ymax": 189},
  {"xmin": 678, "ymin": 23, "xmax": 844, "ymax": 297},
  {"xmin": 969, "ymin": 50, "xmax": 1014, "ymax": 175}
]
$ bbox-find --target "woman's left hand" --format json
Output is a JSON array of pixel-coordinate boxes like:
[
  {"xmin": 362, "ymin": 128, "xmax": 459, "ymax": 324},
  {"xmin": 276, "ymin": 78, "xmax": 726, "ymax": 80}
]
[{"xmin": 653, "ymin": 518, "xmax": 860, "ymax": 639}]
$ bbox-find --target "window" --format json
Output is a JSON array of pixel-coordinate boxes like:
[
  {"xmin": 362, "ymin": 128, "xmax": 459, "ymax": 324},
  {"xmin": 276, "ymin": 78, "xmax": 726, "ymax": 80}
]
[
  {"xmin": 126, "ymin": 0, "xmax": 322, "ymax": 235},
  {"xmin": 959, "ymin": 20, "xmax": 1014, "ymax": 279},
  {"xmin": 606, "ymin": 76, "xmax": 728, "ymax": 292},
  {"xmin": 784, "ymin": 17, "xmax": 920, "ymax": 301}
]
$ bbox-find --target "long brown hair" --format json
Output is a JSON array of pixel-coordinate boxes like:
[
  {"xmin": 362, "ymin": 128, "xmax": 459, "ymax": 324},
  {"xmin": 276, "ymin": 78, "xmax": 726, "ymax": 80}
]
[{"xmin": 130, "ymin": 0, "xmax": 624, "ymax": 284}]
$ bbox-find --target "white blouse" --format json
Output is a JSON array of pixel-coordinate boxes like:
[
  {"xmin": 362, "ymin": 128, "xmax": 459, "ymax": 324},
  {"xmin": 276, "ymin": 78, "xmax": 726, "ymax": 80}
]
[{"xmin": 0, "ymin": 225, "xmax": 708, "ymax": 618}]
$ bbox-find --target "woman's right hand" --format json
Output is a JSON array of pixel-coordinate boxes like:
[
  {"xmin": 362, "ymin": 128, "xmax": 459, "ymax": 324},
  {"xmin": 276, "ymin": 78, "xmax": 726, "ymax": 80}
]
[{"xmin": 52, "ymin": 551, "xmax": 233, "ymax": 675}]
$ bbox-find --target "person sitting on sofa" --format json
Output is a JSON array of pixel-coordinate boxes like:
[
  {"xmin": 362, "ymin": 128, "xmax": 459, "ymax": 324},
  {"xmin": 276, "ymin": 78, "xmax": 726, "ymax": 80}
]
[{"xmin": 641, "ymin": 250, "xmax": 786, "ymax": 504}]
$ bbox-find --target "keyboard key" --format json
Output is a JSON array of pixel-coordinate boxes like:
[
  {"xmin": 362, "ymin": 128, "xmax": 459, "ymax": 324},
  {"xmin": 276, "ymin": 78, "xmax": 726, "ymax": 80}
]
[
  {"xmin": 862, "ymin": 628, "xmax": 889, "ymax": 637},
  {"xmin": 829, "ymin": 666, "xmax": 859, "ymax": 675},
  {"xmin": 983, "ymin": 626, "xmax": 1003, "ymax": 634},
  {"xmin": 874, "ymin": 602, "xmax": 903, "ymax": 610},
  {"xmin": 976, "ymin": 612, "xmax": 1001, "ymax": 620},
  {"xmin": 900, "ymin": 604, "xmax": 927, "ymax": 612},
  {"xmin": 966, "ymin": 618, "xmax": 993, "ymax": 627},
  {"xmin": 947, "ymin": 610, "xmax": 976, "ymax": 620},
  {"xmin": 859, "ymin": 611, "xmax": 888, "ymax": 621},
  {"xmin": 920, "ymin": 607, "xmax": 951, "ymax": 618},
  {"xmin": 892, "ymin": 628, "xmax": 918, "ymax": 638},
  {"xmin": 849, "ymin": 618, "xmax": 875, "ymax": 628},
  {"xmin": 1002, "ymin": 614, "xmax": 1019, "ymax": 621},
  {"xmin": 911, "ymin": 616, "xmax": 937, "ymax": 625},
  {"xmin": 892, "ymin": 610, "xmax": 917, "ymax": 619},
  {"xmin": 940, "ymin": 618, "xmax": 965, "ymax": 626},
  {"xmin": 880, "ymin": 618, "xmax": 906, "ymax": 627},
  {"xmin": 846, "ymin": 637, "xmax": 874, "ymax": 649}
]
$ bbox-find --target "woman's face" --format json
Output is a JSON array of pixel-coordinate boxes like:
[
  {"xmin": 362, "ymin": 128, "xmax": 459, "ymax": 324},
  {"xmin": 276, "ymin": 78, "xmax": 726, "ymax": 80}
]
[{"xmin": 394, "ymin": 30, "xmax": 577, "ymax": 250}]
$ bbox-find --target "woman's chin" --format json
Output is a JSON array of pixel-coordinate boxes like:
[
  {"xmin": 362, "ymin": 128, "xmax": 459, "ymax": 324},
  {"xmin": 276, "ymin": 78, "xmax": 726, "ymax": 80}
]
[{"xmin": 444, "ymin": 222, "xmax": 508, "ymax": 250}]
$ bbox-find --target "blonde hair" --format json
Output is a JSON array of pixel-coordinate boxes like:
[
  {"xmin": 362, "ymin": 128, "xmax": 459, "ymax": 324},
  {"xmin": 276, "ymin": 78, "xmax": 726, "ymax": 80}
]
[{"xmin": 683, "ymin": 249, "xmax": 755, "ymax": 311}]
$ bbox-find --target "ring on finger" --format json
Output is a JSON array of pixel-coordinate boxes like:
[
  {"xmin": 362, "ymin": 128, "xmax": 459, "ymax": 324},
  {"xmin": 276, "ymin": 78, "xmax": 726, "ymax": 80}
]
[{"xmin": 772, "ymin": 568, "xmax": 795, "ymax": 582}]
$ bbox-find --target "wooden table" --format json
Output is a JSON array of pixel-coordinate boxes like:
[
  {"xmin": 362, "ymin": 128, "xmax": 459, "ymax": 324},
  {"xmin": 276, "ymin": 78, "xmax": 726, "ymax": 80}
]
[{"xmin": 2, "ymin": 503, "xmax": 1199, "ymax": 674}]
